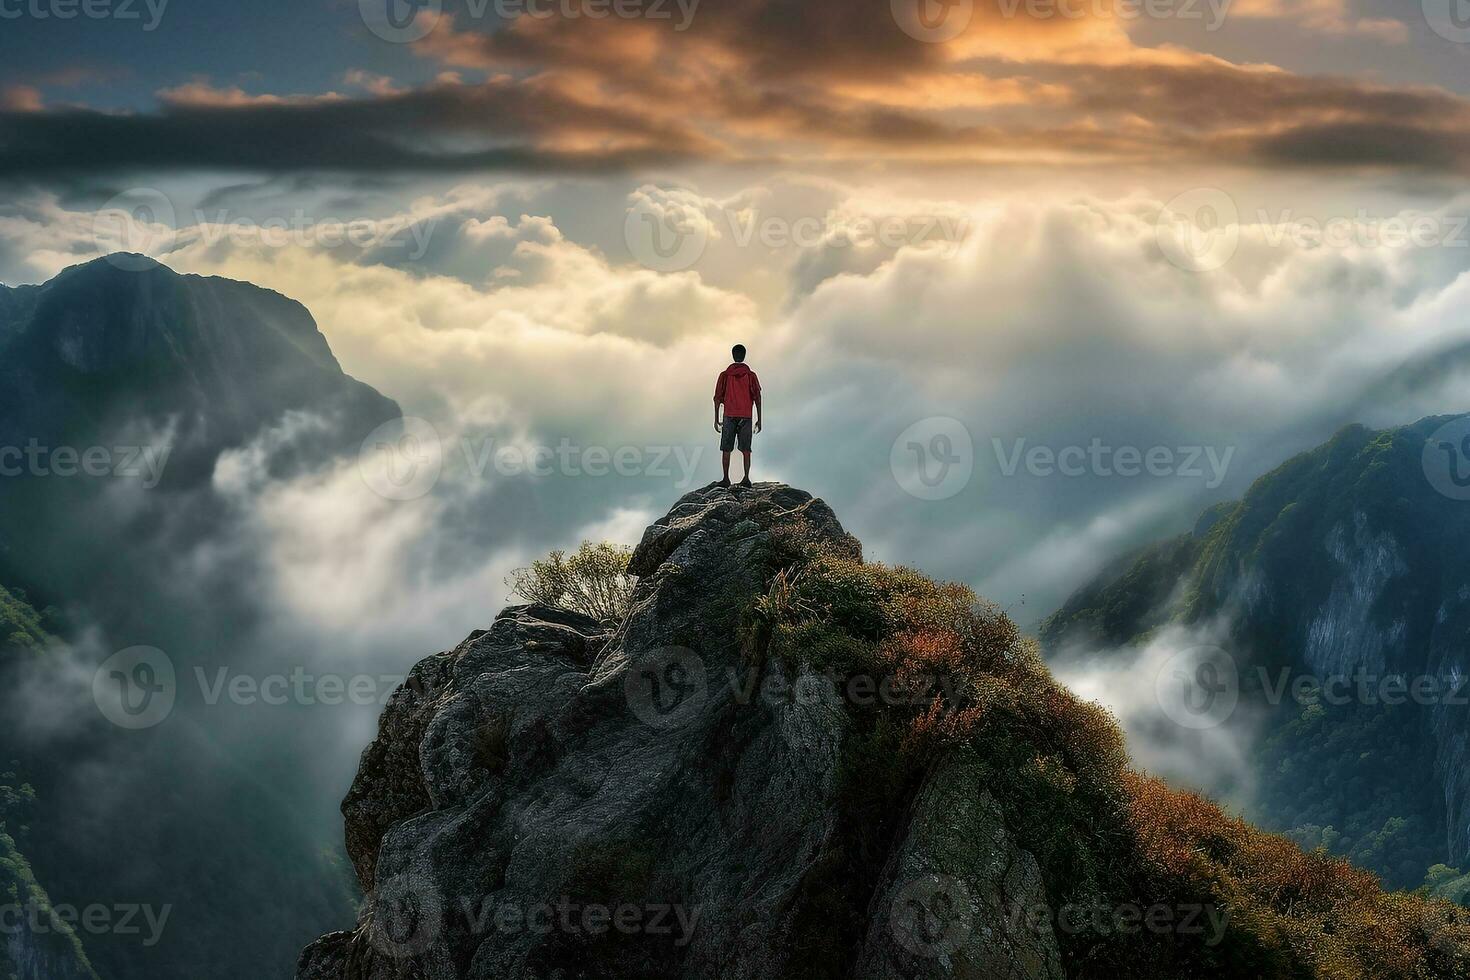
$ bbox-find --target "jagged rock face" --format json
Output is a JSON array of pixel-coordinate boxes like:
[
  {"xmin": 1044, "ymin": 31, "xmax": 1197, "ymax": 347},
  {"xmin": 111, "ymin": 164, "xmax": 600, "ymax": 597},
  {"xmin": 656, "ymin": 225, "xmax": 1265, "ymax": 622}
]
[
  {"xmin": 855, "ymin": 751, "xmax": 1062, "ymax": 980},
  {"xmin": 299, "ymin": 484, "xmax": 1060, "ymax": 980},
  {"xmin": 1042, "ymin": 416, "xmax": 1470, "ymax": 877}
]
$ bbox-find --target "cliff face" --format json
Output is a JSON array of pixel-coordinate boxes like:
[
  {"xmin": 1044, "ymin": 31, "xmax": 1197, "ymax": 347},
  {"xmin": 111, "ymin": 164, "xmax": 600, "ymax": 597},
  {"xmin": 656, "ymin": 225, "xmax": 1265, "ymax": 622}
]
[
  {"xmin": 299, "ymin": 484, "xmax": 1062, "ymax": 980},
  {"xmin": 298, "ymin": 483, "xmax": 1470, "ymax": 980},
  {"xmin": 0, "ymin": 832, "xmax": 99, "ymax": 980},
  {"xmin": 1043, "ymin": 416, "xmax": 1470, "ymax": 885}
]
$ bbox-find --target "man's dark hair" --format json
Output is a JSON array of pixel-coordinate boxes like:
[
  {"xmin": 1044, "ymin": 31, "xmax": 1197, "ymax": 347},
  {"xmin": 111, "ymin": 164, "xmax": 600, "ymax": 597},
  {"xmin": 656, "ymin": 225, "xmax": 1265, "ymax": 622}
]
[{"xmin": 732, "ymin": 344, "xmax": 747, "ymax": 362}]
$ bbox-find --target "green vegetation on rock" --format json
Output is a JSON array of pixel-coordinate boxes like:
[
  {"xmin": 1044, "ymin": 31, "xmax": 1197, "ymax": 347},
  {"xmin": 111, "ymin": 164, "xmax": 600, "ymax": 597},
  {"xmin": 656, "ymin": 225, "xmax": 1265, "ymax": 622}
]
[
  {"xmin": 0, "ymin": 584, "xmax": 52, "ymax": 654},
  {"xmin": 753, "ymin": 536, "xmax": 1470, "ymax": 977}
]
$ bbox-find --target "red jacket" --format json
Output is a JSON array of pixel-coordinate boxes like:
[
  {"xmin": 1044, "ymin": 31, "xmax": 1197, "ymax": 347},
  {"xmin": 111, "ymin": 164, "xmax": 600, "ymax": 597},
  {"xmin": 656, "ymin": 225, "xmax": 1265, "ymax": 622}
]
[{"xmin": 714, "ymin": 363, "xmax": 761, "ymax": 418}]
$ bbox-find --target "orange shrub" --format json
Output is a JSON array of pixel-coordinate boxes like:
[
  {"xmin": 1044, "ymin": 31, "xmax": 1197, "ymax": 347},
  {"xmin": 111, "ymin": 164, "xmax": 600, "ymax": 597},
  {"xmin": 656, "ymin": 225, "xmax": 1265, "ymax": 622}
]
[{"xmin": 1123, "ymin": 773, "xmax": 1470, "ymax": 978}]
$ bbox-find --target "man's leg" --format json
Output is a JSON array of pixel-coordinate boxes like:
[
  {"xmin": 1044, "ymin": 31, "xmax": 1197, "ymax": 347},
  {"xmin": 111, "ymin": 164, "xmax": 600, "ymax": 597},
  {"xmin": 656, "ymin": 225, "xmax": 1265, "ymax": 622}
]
[
  {"xmin": 718, "ymin": 417, "xmax": 734, "ymax": 486},
  {"xmin": 739, "ymin": 419, "xmax": 754, "ymax": 486}
]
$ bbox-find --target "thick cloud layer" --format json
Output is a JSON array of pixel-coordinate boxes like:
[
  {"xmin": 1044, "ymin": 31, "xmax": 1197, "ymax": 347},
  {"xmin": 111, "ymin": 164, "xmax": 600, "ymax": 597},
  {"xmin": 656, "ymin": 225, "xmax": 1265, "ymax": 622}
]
[{"xmin": 7, "ymin": 174, "xmax": 1468, "ymax": 625}]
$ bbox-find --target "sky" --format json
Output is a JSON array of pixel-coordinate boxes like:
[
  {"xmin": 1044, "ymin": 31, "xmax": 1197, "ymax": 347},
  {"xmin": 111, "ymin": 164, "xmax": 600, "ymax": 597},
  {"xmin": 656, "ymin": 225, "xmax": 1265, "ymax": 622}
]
[{"xmin": 3, "ymin": 0, "xmax": 1470, "ymax": 640}]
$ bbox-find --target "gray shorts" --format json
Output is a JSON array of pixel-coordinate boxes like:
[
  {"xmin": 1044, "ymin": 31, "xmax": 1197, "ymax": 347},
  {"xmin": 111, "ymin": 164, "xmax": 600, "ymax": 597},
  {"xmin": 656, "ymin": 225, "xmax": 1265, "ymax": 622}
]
[{"xmin": 720, "ymin": 416, "xmax": 753, "ymax": 452}]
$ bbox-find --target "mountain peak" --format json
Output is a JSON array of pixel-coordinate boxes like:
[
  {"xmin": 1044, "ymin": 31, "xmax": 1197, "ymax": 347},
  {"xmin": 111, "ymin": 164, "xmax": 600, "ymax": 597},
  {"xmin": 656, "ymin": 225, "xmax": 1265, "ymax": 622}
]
[
  {"xmin": 302, "ymin": 484, "xmax": 1069, "ymax": 979},
  {"xmin": 84, "ymin": 252, "xmax": 165, "ymax": 272},
  {"xmin": 627, "ymin": 481, "xmax": 859, "ymax": 578},
  {"xmin": 298, "ymin": 482, "xmax": 1470, "ymax": 980},
  {"xmin": 0, "ymin": 258, "xmax": 400, "ymax": 599},
  {"xmin": 35, "ymin": 253, "xmax": 171, "ymax": 291},
  {"xmin": 0, "ymin": 255, "xmax": 398, "ymax": 459}
]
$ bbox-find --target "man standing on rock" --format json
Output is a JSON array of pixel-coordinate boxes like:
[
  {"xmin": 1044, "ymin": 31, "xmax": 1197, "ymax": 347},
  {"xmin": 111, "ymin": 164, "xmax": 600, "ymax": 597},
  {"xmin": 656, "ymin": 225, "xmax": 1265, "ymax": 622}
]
[{"xmin": 714, "ymin": 344, "xmax": 762, "ymax": 488}]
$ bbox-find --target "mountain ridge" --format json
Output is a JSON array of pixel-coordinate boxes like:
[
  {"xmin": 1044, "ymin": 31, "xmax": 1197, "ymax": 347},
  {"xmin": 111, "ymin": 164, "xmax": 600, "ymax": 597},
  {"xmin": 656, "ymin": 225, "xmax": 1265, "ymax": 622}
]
[{"xmin": 0, "ymin": 254, "xmax": 397, "ymax": 461}]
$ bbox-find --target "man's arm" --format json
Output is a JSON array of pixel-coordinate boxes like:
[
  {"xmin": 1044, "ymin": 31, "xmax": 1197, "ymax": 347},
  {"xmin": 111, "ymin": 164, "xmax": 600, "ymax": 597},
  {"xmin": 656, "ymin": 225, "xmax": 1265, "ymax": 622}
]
[
  {"xmin": 753, "ymin": 374, "xmax": 763, "ymax": 433},
  {"xmin": 713, "ymin": 371, "xmax": 726, "ymax": 432}
]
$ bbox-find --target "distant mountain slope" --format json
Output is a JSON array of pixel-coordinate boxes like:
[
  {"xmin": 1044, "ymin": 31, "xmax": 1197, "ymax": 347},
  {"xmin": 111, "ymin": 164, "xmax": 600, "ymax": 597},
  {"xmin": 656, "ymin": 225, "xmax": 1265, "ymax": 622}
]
[
  {"xmin": 0, "ymin": 254, "xmax": 401, "ymax": 610},
  {"xmin": 0, "ymin": 256, "xmax": 397, "ymax": 979},
  {"xmin": 1043, "ymin": 416, "xmax": 1470, "ymax": 889},
  {"xmin": 0, "ymin": 254, "xmax": 397, "ymax": 485}
]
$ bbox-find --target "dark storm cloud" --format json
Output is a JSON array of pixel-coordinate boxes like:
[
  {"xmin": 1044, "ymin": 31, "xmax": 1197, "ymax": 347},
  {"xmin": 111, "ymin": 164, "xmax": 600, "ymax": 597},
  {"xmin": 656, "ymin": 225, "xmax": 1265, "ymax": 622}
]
[
  {"xmin": 999, "ymin": 59, "xmax": 1470, "ymax": 170},
  {"xmin": 0, "ymin": 78, "xmax": 714, "ymax": 177},
  {"xmin": 1058, "ymin": 61, "xmax": 1469, "ymax": 129},
  {"xmin": 1251, "ymin": 122, "xmax": 1470, "ymax": 170}
]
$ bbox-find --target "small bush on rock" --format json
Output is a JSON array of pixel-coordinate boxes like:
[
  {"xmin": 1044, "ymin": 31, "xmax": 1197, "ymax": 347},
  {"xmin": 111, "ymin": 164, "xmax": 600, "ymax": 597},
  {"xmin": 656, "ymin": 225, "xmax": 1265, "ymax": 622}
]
[{"xmin": 507, "ymin": 541, "xmax": 635, "ymax": 625}]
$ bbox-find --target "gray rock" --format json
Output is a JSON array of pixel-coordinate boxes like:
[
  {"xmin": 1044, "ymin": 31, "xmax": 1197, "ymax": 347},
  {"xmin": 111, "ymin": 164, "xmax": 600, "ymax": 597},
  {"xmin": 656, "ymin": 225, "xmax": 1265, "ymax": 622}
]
[
  {"xmin": 301, "ymin": 483, "xmax": 1055, "ymax": 980},
  {"xmin": 855, "ymin": 751, "xmax": 1064, "ymax": 980}
]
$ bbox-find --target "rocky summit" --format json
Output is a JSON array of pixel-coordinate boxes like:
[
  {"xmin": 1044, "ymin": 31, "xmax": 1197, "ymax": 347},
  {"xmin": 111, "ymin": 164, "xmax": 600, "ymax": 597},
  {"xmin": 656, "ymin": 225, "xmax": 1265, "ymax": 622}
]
[
  {"xmin": 297, "ymin": 484, "xmax": 1059, "ymax": 980},
  {"xmin": 298, "ymin": 483, "xmax": 1470, "ymax": 980}
]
